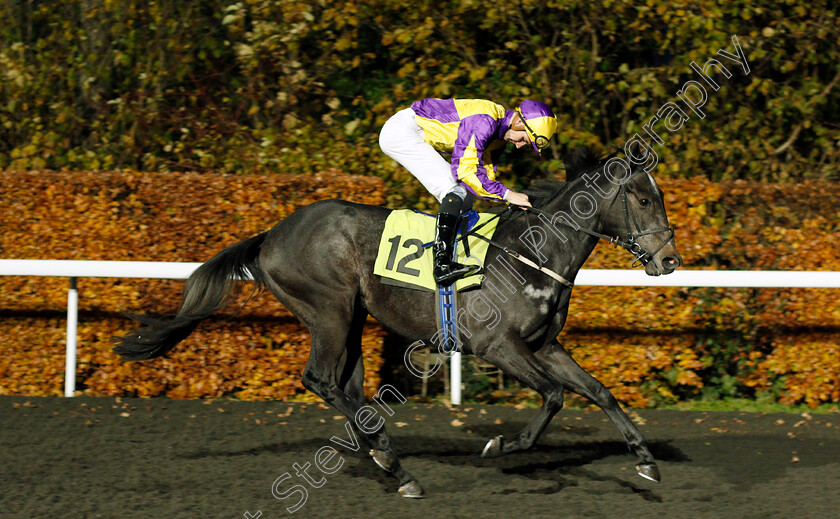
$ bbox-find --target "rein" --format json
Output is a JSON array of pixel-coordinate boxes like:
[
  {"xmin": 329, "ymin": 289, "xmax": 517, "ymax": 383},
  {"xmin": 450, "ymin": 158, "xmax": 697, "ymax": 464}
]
[
  {"xmin": 464, "ymin": 208, "xmax": 574, "ymax": 287},
  {"xmin": 463, "ymin": 179, "xmax": 674, "ymax": 285},
  {"xmin": 523, "ymin": 186, "xmax": 674, "ymax": 268}
]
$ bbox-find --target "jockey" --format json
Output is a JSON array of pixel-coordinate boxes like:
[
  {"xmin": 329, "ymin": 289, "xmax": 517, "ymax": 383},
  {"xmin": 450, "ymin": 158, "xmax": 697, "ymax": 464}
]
[{"xmin": 379, "ymin": 98, "xmax": 558, "ymax": 286}]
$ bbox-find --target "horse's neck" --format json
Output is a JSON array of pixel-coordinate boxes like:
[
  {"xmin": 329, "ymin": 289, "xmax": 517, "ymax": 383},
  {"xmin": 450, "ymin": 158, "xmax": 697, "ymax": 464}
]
[{"xmin": 537, "ymin": 180, "xmax": 609, "ymax": 277}]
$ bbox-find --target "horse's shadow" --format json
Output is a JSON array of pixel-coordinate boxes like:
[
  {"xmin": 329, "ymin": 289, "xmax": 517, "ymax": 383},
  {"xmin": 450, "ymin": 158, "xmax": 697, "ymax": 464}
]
[
  {"xmin": 178, "ymin": 421, "xmax": 687, "ymax": 501},
  {"xmin": 377, "ymin": 433, "xmax": 686, "ymax": 502}
]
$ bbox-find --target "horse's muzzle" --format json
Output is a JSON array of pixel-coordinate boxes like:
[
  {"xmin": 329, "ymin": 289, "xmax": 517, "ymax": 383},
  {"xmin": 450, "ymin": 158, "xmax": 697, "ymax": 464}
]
[
  {"xmin": 661, "ymin": 255, "xmax": 681, "ymax": 271},
  {"xmin": 645, "ymin": 249, "xmax": 682, "ymax": 276}
]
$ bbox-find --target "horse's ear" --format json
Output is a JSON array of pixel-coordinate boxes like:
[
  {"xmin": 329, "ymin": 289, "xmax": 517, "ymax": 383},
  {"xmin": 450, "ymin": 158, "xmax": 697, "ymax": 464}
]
[
  {"xmin": 563, "ymin": 157, "xmax": 580, "ymax": 181},
  {"xmin": 626, "ymin": 140, "xmax": 658, "ymax": 174},
  {"xmin": 563, "ymin": 146, "xmax": 600, "ymax": 181}
]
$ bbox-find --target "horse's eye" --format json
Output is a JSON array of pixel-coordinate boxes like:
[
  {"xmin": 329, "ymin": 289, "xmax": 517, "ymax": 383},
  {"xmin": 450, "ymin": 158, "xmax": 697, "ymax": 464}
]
[{"xmin": 639, "ymin": 198, "xmax": 651, "ymax": 207}]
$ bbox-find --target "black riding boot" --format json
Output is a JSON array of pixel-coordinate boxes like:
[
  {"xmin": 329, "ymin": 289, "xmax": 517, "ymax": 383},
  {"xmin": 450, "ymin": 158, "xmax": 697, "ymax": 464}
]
[{"xmin": 433, "ymin": 194, "xmax": 480, "ymax": 286}]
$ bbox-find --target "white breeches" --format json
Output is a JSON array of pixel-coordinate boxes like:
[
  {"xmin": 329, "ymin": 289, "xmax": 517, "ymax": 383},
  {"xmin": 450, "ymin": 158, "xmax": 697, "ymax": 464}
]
[{"xmin": 378, "ymin": 107, "xmax": 467, "ymax": 203}]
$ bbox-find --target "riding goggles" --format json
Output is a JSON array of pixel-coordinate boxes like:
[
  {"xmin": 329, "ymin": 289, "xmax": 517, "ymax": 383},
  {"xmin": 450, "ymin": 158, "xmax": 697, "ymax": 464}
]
[{"xmin": 515, "ymin": 106, "xmax": 554, "ymax": 154}]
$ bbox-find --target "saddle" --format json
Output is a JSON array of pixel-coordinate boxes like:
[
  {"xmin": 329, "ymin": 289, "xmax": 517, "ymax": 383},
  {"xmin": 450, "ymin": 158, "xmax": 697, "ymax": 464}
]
[
  {"xmin": 373, "ymin": 209, "xmax": 499, "ymax": 292},
  {"xmin": 374, "ymin": 209, "xmax": 500, "ymax": 352}
]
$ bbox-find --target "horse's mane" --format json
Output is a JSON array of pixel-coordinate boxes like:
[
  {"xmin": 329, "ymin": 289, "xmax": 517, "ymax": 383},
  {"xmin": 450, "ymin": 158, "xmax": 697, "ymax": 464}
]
[{"xmin": 498, "ymin": 146, "xmax": 612, "ymax": 219}]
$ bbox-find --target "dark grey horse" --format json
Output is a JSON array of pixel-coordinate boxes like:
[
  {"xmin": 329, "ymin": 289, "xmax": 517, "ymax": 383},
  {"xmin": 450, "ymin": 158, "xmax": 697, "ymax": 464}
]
[{"xmin": 115, "ymin": 148, "xmax": 682, "ymax": 498}]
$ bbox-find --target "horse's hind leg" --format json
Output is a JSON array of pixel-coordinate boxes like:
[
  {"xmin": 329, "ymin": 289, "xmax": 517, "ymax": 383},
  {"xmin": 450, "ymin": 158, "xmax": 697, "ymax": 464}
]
[
  {"xmin": 336, "ymin": 307, "xmax": 424, "ymax": 497},
  {"xmin": 302, "ymin": 304, "xmax": 424, "ymax": 498},
  {"xmin": 536, "ymin": 340, "xmax": 660, "ymax": 483}
]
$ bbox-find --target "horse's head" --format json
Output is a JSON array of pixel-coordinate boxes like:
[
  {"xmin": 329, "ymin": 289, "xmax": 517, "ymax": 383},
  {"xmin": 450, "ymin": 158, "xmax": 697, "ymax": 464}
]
[
  {"xmin": 600, "ymin": 163, "xmax": 682, "ymax": 276},
  {"xmin": 524, "ymin": 146, "xmax": 682, "ymax": 276}
]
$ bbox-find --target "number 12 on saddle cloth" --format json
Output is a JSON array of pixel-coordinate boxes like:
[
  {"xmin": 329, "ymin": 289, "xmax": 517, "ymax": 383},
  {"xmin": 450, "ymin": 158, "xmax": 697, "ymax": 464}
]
[{"xmin": 373, "ymin": 209, "xmax": 500, "ymax": 292}]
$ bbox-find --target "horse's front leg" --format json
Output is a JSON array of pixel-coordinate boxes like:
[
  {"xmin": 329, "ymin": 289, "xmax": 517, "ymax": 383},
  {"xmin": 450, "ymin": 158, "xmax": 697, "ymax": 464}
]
[
  {"xmin": 480, "ymin": 393, "xmax": 564, "ymax": 458},
  {"xmin": 475, "ymin": 338, "xmax": 566, "ymax": 458},
  {"xmin": 535, "ymin": 340, "xmax": 660, "ymax": 483}
]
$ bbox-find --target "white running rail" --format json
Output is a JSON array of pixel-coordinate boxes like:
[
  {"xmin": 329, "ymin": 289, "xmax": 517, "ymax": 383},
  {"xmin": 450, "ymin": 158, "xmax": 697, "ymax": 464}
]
[{"xmin": 2, "ymin": 259, "xmax": 839, "ymax": 400}]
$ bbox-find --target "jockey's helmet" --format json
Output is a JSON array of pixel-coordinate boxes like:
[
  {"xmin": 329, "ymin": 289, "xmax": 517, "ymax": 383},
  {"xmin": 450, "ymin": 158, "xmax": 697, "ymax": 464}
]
[{"xmin": 514, "ymin": 100, "xmax": 558, "ymax": 154}]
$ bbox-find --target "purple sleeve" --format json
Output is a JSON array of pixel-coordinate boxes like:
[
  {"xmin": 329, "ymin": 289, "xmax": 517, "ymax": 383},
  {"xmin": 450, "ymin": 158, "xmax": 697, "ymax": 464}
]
[{"xmin": 450, "ymin": 115, "xmax": 509, "ymax": 200}]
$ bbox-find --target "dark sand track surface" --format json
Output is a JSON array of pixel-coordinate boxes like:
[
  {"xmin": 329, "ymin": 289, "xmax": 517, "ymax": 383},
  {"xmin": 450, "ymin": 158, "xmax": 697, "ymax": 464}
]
[{"xmin": 2, "ymin": 396, "xmax": 838, "ymax": 518}]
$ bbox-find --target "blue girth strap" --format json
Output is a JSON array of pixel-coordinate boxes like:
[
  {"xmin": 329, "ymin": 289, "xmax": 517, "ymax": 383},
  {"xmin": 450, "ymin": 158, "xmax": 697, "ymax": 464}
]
[
  {"xmin": 427, "ymin": 210, "xmax": 481, "ymax": 354},
  {"xmin": 437, "ymin": 283, "xmax": 459, "ymax": 353}
]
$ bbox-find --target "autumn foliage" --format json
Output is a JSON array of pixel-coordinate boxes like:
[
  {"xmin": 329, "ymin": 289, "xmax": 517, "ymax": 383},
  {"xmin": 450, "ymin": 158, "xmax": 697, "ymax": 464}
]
[
  {"xmin": 2, "ymin": 0, "xmax": 838, "ymax": 199},
  {"xmin": 0, "ymin": 170, "xmax": 387, "ymax": 401},
  {"xmin": 0, "ymin": 171, "xmax": 838, "ymax": 408},
  {"xmin": 565, "ymin": 177, "xmax": 840, "ymax": 407}
]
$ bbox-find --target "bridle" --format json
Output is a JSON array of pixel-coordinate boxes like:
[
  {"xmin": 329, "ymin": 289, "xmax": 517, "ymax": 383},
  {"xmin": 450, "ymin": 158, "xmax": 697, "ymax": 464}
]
[
  {"xmin": 495, "ymin": 171, "xmax": 674, "ymax": 267},
  {"xmin": 462, "ymin": 171, "xmax": 675, "ymax": 286},
  {"xmin": 599, "ymin": 173, "xmax": 675, "ymax": 267}
]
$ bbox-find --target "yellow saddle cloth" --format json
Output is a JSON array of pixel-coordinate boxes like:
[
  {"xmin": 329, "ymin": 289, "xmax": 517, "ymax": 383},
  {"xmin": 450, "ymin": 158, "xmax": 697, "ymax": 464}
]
[{"xmin": 373, "ymin": 209, "xmax": 500, "ymax": 292}]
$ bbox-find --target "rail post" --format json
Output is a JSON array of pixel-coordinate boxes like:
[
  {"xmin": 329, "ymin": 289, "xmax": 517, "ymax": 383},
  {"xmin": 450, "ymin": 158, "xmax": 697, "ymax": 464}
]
[
  {"xmin": 64, "ymin": 277, "xmax": 78, "ymax": 397},
  {"xmin": 450, "ymin": 351, "xmax": 462, "ymax": 406}
]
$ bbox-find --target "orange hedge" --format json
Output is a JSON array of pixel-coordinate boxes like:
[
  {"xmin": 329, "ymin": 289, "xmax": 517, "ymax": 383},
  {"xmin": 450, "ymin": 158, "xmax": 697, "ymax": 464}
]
[
  {"xmin": 0, "ymin": 170, "xmax": 386, "ymax": 400},
  {"xmin": 563, "ymin": 177, "xmax": 840, "ymax": 407},
  {"xmin": 0, "ymin": 172, "xmax": 837, "ymax": 407}
]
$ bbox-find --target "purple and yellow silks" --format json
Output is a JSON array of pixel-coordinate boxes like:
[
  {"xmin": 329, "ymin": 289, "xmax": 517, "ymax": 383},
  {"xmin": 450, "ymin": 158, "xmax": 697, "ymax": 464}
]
[{"xmin": 410, "ymin": 98, "xmax": 514, "ymax": 201}]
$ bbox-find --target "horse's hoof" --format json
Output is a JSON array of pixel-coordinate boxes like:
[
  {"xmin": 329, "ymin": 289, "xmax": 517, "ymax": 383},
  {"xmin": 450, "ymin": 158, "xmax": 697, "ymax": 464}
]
[
  {"xmin": 398, "ymin": 481, "xmax": 426, "ymax": 498},
  {"xmin": 370, "ymin": 449, "xmax": 398, "ymax": 472},
  {"xmin": 636, "ymin": 462, "xmax": 661, "ymax": 483},
  {"xmin": 481, "ymin": 435, "xmax": 505, "ymax": 458}
]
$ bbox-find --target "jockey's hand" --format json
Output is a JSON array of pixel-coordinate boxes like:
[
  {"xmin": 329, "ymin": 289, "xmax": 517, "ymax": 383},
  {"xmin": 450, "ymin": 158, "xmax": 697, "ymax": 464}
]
[{"xmin": 504, "ymin": 191, "xmax": 532, "ymax": 208}]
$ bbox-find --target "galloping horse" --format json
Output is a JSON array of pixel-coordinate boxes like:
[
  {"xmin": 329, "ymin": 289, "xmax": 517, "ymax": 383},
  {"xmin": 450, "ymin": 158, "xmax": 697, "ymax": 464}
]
[{"xmin": 115, "ymin": 147, "xmax": 682, "ymax": 498}]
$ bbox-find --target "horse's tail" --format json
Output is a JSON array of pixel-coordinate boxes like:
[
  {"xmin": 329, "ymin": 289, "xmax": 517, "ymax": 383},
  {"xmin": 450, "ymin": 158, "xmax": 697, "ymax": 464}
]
[{"xmin": 113, "ymin": 232, "xmax": 270, "ymax": 361}]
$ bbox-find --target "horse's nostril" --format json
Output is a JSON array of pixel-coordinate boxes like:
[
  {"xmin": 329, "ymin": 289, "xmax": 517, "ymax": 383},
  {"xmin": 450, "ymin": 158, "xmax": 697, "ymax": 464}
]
[{"xmin": 663, "ymin": 257, "xmax": 678, "ymax": 269}]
